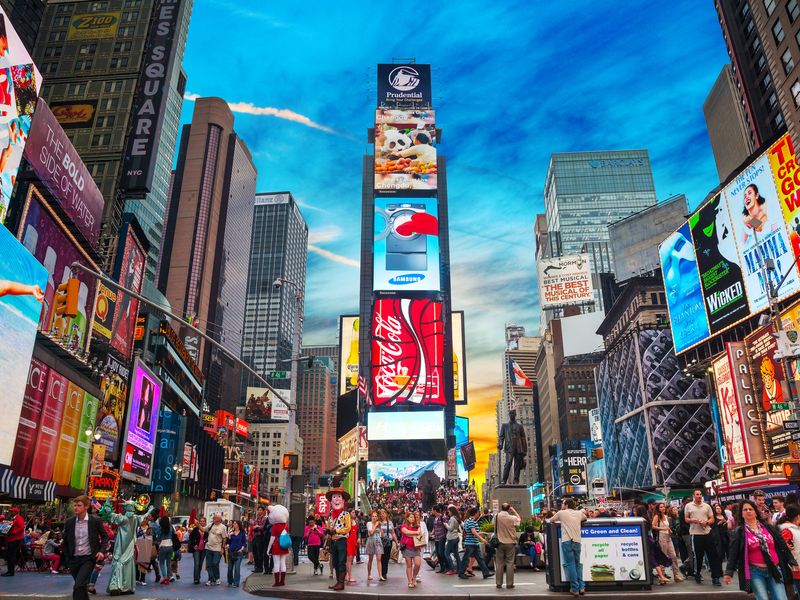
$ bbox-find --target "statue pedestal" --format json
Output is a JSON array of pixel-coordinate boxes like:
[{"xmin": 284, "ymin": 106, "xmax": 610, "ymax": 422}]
[{"xmin": 490, "ymin": 484, "xmax": 531, "ymax": 519}]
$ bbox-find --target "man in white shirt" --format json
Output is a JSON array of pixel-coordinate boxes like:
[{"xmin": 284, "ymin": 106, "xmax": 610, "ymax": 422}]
[
  {"xmin": 684, "ymin": 489, "xmax": 721, "ymax": 586},
  {"xmin": 550, "ymin": 499, "xmax": 587, "ymax": 596},
  {"xmin": 204, "ymin": 515, "xmax": 227, "ymax": 586}
]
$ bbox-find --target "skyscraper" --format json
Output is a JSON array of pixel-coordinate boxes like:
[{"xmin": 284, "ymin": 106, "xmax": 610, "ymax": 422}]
[
  {"xmin": 240, "ymin": 193, "xmax": 308, "ymax": 397},
  {"xmin": 296, "ymin": 351, "xmax": 337, "ymax": 486},
  {"xmin": 159, "ymin": 97, "xmax": 256, "ymax": 412},
  {"xmin": 714, "ymin": 1, "xmax": 793, "ymax": 150},
  {"xmin": 32, "ymin": 0, "xmax": 192, "ymax": 275},
  {"xmin": 1, "ymin": 0, "xmax": 44, "ymax": 55}
]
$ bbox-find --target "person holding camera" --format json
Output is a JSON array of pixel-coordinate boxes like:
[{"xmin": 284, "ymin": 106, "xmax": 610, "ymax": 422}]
[{"xmin": 494, "ymin": 503, "xmax": 521, "ymax": 589}]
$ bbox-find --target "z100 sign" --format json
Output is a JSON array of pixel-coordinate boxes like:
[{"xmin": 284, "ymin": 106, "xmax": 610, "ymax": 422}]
[{"xmin": 371, "ymin": 298, "xmax": 444, "ymax": 406}]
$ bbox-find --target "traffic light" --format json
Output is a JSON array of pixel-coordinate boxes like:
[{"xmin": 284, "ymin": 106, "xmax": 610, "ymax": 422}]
[
  {"xmin": 783, "ymin": 461, "xmax": 800, "ymax": 480},
  {"xmin": 51, "ymin": 278, "xmax": 79, "ymax": 335},
  {"xmin": 282, "ymin": 452, "xmax": 299, "ymax": 471}
]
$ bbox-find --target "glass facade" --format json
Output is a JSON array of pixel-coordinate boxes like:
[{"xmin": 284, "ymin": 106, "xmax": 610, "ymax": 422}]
[{"xmin": 241, "ymin": 193, "xmax": 308, "ymax": 397}]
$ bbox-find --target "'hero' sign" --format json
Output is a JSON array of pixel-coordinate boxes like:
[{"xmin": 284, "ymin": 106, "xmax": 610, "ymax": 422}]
[
  {"xmin": 537, "ymin": 253, "xmax": 594, "ymax": 310},
  {"xmin": 120, "ymin": 0, "xmax": 184, "ymax": 195}
]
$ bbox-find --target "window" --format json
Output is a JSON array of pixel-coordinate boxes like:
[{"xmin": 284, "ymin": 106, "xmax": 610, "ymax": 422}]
[
  {"xmin": 56, "ymin": 4, "xmax": 74, "ymax": 13},
  {"xmin": 78, "ymin": 43, "xmax": 97, "ymax": 55},
  {"xmin": 68, "ymin": 82, "xmax": 87, "ymax": 95},
  {"xmin": 90, "ymin": 1, "xmax": 108, "ymax": 10},
  {"xmin": 792, "ymin": 80, "xmax": 800, "ymax": 106},
  {"xmin": 790, "ymin": 0, "xmax": 800, "ymax": 21},
  {"xmin": 124, "ymin": 0, "xmax": 142, "ymax": 6},
  {"xmin": 119, "ymin": 25, "xmax": 135, "ymax": 37},
  {"xmin": 55, "ymin": 15, "xmax": 70, "ymax": 27},
  {"xmin": 765, "ymin": 0, "xmax": 777, "ymax": 15},
  {"xmin": 742, "ymin": 1, "xmax": 751, "ymax": 18},
  {"xmin": 97, "ymin": 115, "xmax": 115, "ymax": 128},
  {"xmin": 88, "ymin": 162, "xmax": 106, "ymax": 177},
  {"xmin": 48, "ymin": 31, "xmax": 66, "ymax": 42},
  {"xmin": 761, "ymin": 72, "xmax": 773, "ymax": 93},
  {"xmin": 104, "ymin": 81, "xmax": 123, "ymax": 93},
  {"xmin": 91, "ymin": 133, "xmax": 111, "ymax": 146},
  {"xmin": 113, "ymin": 41, "xmax": 132, "ymax": 52},
  {"xmin": 774, "ymin": 19, "xmax": 785, "ymax": 44},
  {"xmin": 784, "ymin": 49, "xmax": 795, "ymax": 73},
  {"xmin": 757, "ymin": 53, "xmax": 767, "ymax": 71},
  {"xmin": 746, "ymin": 18, "xmax": 755, "ymax": 34},
  {"xmin": 110, "ymin": 57, "xmax": 128, "ymax": 68},
  {"xmin": 43, "ymin": 46, "xmax": 62, "ymax": 58},
  {"xmin": 122, "ymin": 11, "xmax": 139, "ymax": 22},
  {"xmin": 44, "ymin": 63, "xmax": 58, "ymax": 74},
  {"xmin": 75, "ymin": 59, "xmax": 93, "ymax": 71},
  {"xmin": 769, "ymin": 92, "xmax": 778, "ymax": 108},
  {"xmin": 751, "ymin": 35, "xmax": 761, "ymax": 56},
  {"xmin": 775, "ymin": 112, "xmax": 785, "ymax": 128}
]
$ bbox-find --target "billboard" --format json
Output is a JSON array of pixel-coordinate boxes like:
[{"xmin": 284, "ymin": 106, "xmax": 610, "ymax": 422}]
[
  {"xmin": 588, "ymin": 408, "xmax": 602, "ymax": 445},
  {"xmin": 366, "ymin": 460, "xmax": 444, "ymax": 482},
  {"xmin": 689, "ymin": 194, "xmax": 750, "ymax": 335},
  {"xmin": 724, "ymin": 154, "xmax": 800, "ymax": 312},
  {"xmin": 366, "ymin": 411, "xmax": 444, "ymax": 441},
  {"xmin": 451, "ymin": 311, "xmax": 467, "ymax": 405},
  {"xmin": 371, "ymin": 298, "xmax": 445, "ymax": 406},
  {"xmin": 373, "ymin": 198, "xmax": 440, "ymax": 291},
  {"xmin": 49, "ymin": 100, "xmax": 98, "ymax": 129},
  {"xmin": 0, "ymin": 223, "xmax": 46, "ymax": 466},
  {"xmin": 23, "ymin": 99, "xmax": 104, "ymax": 247},
  {"xmin": 377, "ymin": 63, "xmax": 432, "ymax": 109},
  {"xmin": 454, "ymin": 415, "xmax": 469, "ymax": 481},
  {"xmin": 92, "ymin": 283, "xmax": 115, "ymax": 340},
  {"xmin": 561, "ymin": 445, "xmax": 588, "ymax": 496},
  {"xmin": 0, "ymin": 9, "xmax": 42, "ymax": 224},
  {"xmin": 109, "ymin": 225, "xmax": 145, "ymax": 357},
  {"xmin": 769, "ymin": 134, "xmax": 800, "ymax": 258},
  {"xmin": 711, "ymin": 352, "xmax": 748, "ymax": 465},
  {"xmin": 121, "ymin": 360, "xmax": 162, "ymax": 485},
  {"xmin": 338, "ymin": 315, "xmax": 359, "ymax": 396},
  {"xmin": 745, "ymin": 326, "xmax": 793, "ymax": 458},
  {"xmin": 537, "ymin": 253, "xmax": 593, "ymax": 310},
  {"xmin": 120, "ymin": 0, "xmax": 184, "ymax": 194},
  {"xmin": 19, "ymin": 188, "xmax": 98, "ymax": 353},
  {"xmin": 67, "ymin": 12, "xmax": 120, "ymax": 40},
  {"xmin": 95, "ymin": 355, "xmax": 130, "ymax": 463},
  {"xmin": 659, "ymin": 222, "xmax": 710, "ymax": 353},
  {"xmin": 150, "ymin": 409, "xmax": 181, "ymax": 493},
  {"xmin": 374, "ymin": 109, "xmax": 437, "ymax": 191},
  {"xmin": 244, "ymin": 387, "xmax": 290, "ymax": 422}
]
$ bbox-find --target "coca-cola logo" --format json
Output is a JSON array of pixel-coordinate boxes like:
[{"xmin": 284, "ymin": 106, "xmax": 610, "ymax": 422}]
[{"xmin": 371, "ymin": 298, "xmax": 444, "ymax": 406}]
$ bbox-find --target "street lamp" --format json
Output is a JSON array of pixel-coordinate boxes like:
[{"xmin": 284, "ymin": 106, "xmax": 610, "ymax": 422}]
[{"xmin": 273, "ymin": 277, "xmax": 303, "ymax": 508}]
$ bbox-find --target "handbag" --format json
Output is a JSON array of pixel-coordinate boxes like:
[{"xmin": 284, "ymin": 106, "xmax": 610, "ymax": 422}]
[
  {"xmin": 413, "ymin": 531, "xmax": 426, "ymax": 548},
  {"xmin": 489, "ymin": 516, "xmax": 500, "ymax": 548},
  {"xmin": 279, "ymin": 528, "xmax": 292, "ymax": 550},
  {"xmin": 319, "ymin": 547, "xmax": 330, "ymax": 562}
]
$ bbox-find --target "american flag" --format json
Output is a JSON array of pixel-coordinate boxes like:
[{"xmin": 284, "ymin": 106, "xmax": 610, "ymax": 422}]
[{"xmin": 358, "ymin": 374, "xmax": 371, "ymax": 404}]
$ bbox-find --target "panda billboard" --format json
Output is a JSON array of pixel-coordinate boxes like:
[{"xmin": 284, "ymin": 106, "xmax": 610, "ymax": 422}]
[{"xmin": 375, "ymin": 109, "xmax": 437, "ymax": 192}]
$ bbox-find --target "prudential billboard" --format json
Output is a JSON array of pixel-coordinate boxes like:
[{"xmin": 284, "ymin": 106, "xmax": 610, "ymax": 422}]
[{"xmin": 374, "ymin": 198, "xmax": 440, "ymax": 291}]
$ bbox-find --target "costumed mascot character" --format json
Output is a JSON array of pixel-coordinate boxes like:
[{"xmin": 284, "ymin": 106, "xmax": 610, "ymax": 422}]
[
  {"xmin": 266, "ymin": 504, "xmax": 290, "ymax": 587},
  {"xmin": 99, "ymin": 498, "xmax": 152, "ymax": 595},
  {"xmin": 325, "ymin": 487, "xmax": 352, "ymax": 591}
]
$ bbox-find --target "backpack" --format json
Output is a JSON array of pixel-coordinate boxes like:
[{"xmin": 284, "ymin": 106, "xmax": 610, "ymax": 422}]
[{"xmin": 279, "ymin": 528, "xmax": 292, "ymax": 550}]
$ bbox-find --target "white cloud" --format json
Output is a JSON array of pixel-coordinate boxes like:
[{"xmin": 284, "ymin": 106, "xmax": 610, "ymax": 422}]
[
  {"xmin": 184, "ymin": 92, "xmax": 341, "ymax": 136},
  {"xmin": 308, "ymin": 225, "xmax": 343, "ymax": 245},
  {"xmin": 307, "ymin": 244, "xmax": 359, "ymax": 268}
]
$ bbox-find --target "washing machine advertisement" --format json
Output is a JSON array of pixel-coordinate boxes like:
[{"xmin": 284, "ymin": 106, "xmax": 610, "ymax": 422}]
[
  {"xmin": 374, "ymin": 109, "xmax": 437, "ymax": 191},
  {"xmin": 373, "ymin": 197, "xmax": 441, "ymax": 292}
]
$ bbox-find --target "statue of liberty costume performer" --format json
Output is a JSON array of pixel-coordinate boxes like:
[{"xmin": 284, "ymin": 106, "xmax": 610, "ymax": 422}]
[{"xmin": 99, "ymin": 499, "xmax": 152, "ymax": 595}]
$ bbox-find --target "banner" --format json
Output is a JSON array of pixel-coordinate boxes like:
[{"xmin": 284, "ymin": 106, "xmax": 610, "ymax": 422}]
[
  {"xmin": 371, "ymin": 298, "xmax": 444, "ymax": 406},
  {"xmin": 29, "ymin": 369, "xmax": 67, "ymax": 480},
  {"xmin": 121, "ymin": 360, "xmax": 162, "ymax": 485},
  {"xmin": 10, "ymin": 358, "xmax": 48, "ymax": 475},
  {"xmin": 150, "ymin": 409, "xmax": 181, "ymax": 492},
  {"xmin": 67, "ymin": 12, "xmax": 120, "ymax": 40},
  {"xmin": 0, "ymin": 224, "xmax": 46, "ymax": 465},
  {"xmin": 338, "ymin": 315, "xmax": 359, "ymax": 396},
  {"xmin": 745, "ymin": 327, "xmax": 793, "ymax": 458},
  {"xmin": 659, "ymin": 222, "xmax": 710, "ymax": 353},
  {"xmin": 689, "ymin": 195, "xmax": 749, "ymax": 335},
  {"xmin": 244, "ymin": 387, "xmax": 289, "ymax": 422},
  {"xmin": 23, "ymin": 99, "xmax": 103, "ymax": 247},
  {"xmin": 373, "ymin": 198, "xmax": 440, "ymax": 291},
  {"xmin": 0, "ymin": 8, "xmax": 43, "ymax": 223},
  {"xmin": 727, "ymin": 342, "xmax": 767, "ymax": 464},
  {"xmin": 451, "ymin": 311, "xmax": 467, "ymax": 405},
  {"xmin": 712, "ymin": 353, "xmax": 748, "ymax": 465},
  {"xmin": 537, "ymin": 253, "xmax": 593, "ymax": 310},
  {"xmin": 49, "ymin": 100, "xmax": 98, "ymax": 129},
  {"xmin": 96, "ymin": 355, "xmax": 130, "ymax": 463},
  {"xmin": 724, "ymin": 154, "xmax": 800, "ymax": 312},
  {"xmin": 109, "ymin": 225, "xmax": 145, "ymax": 357},
  {"xmin": 315, "ymin": 493, "xmax": 330, "ymax": 517}
]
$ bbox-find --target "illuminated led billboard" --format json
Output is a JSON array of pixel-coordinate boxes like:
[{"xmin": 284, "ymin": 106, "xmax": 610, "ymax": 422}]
[
  {"xmin": 338, "ymin": 315, "xmax": 359, "ymax": 396},
  {"xmin": 371, "ymin": 298, "xmax": 444, "ymax": 406},
  {"xmin": 374, "ymin": 197, "xmax": 440, "ymax": 292},
  {"xmin": 374, "ymin": 109, "xmax": 437, "ymax": 192},
  {"xmin": 367, "ymin": 410, "xmax": 444, "ymax": 441},
  {"xmin": 451, "ymin": 311, "xmax": 467, "ymax": 405}
]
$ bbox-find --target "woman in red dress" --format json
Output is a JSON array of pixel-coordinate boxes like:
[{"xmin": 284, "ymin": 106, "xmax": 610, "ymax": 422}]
[
  {"xmin": 267, "ymin": 505, "xmax": 290, "ymax": 588},
  {"xmin": 346, "ymin": 509, "xmax": 358, "ymax": 583}
]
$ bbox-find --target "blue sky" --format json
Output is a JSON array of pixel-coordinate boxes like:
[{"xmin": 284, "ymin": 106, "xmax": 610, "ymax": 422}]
[{"xmin": 179, "ymin": 0, "xmax": 730, "ymax": 476}]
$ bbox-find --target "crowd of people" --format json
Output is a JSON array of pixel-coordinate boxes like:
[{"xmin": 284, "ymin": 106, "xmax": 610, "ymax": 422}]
[{"xmin": 3, "ymin": 483, "xmax": 800, "ymax": 599}]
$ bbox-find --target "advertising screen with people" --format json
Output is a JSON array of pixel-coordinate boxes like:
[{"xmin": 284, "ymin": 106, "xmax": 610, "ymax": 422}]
[{"xmin": 121, "ymin": 359, "xmax": 162, "ymax": 485}]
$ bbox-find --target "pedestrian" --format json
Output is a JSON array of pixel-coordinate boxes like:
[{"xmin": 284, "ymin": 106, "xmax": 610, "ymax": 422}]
[
  {"xmin": 226, "ymin": 520, "xmax": 247, "ymax": 587},
  {"xmin": 431, "ymin": 504, "xmax": 448, "ymax": 573},
  {"xmin": 267, "ymin": 504, "xmax": 290, "ymax": 588},
  {"xmin": 713, "ymin": 504, "xmax": 730, "ymax": 562},
  {"xmin": 685, "ymin": 488, "xmax": 722, "ymax": 585},
  {"xmin": 549, "ymin": 498, "xmax": 587, "ymax": 596},
  {"xmin": 637, "ymin": 505, "xmax": 671, "ymax": 584},
  {"xmin": 251, "ymin": 505, "xmax": 267, "ymax": 574},
  {"xmin": 399, "ymin": 512, "xmax": 424, "ymax": 588},
  {"xmin": 494, "ymin": 503, "xmax": 521, "ymax": 589},
  {"xmin": 444, "ymin": 505, "xmax": 461, "ymax": 575},
  {"xmin": 377, "ymin": 509, "xmax": 396, "ymax": 581},
  {"xmin": 457, "ymin": 507, "xmax": 492, "ymax": 581},
  {"xmin": 778, "ymin": 504, "xmax": 800, "ymax": 599},
  {"xmin": 678, "ymin": 497, "xmax": 695, "ymax": 577},
  {"xmin": 365, "ymin": 510, "xmax": 384, "ymax": 581},
  {"xmin": 153, "ymin": 516, "xmax": 174, "ymax": 585},
  {"xmin": 63, "ymin": 495, "xmax": 109, "ymax": 600},
  {"xmin": 772, "ymin": 497, "xmax": 786, "ymax": 526},
  {"xmin": 325, "ymin": 487, "xmax": 352, "ymax": 591},
  {"xmin": 204, "ymin": 515, "xmax": 226, "ymax": 586},
  {"xmin": 42, "ymin": 529, "xmax": 63, "ymax": 574},
  {"xmin": 724, "ymin": 499, "xmax": 798, "ymax": 600},
  {"xmin": 754, "ymin": 490, "xmax": 772, "ymax": 522},
  {"xmin": 1, "ymin": 507, "xmax": 24, "ymax": 576},
  {"xmin": 653, "ymin": 502, "xmax": 685, "ymax": 581},
  {"xmin": 304, "ymin": 515, "xmax": 325, "ymax": 575},
  {"xmin": 346, "ymin": 508, "xmax": 359, "ymax": 583},
  {"xmin": 188, "ymin": 517, "xmax": 207, "ymax": 584}
]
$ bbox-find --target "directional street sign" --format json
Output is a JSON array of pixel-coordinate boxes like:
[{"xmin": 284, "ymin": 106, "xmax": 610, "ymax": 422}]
[
  {"xmin": 784, "ymin": 420, "xmax": 800, "ymax": 432},
  {"xmin": 269, "ymin": 371, "xmax": 288, "ymax": 379}
]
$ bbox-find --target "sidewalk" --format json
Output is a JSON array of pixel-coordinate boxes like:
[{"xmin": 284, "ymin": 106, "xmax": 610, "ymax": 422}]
[{"xmin": 245, "ymin": 557, "xmax": 748, "ymax": 600}]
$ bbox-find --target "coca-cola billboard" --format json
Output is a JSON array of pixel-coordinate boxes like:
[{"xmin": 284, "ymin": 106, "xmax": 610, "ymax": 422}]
[{"xmin": 371, "ymin": 298, "xmax": 444, "ymax": 406}]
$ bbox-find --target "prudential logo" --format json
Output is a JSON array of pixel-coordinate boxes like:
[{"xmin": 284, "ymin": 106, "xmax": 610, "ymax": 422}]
[{"xmin": 389, "ymin": 66, "xmax": 420, "ymax": 91}]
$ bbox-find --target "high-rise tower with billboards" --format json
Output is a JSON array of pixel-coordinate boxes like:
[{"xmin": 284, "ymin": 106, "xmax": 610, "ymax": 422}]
[{"xmin": 358, "ymin": 64, "xmax": 465, "ymax": 485}]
